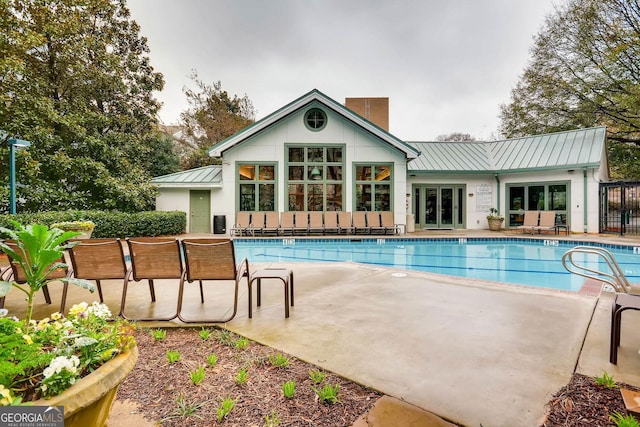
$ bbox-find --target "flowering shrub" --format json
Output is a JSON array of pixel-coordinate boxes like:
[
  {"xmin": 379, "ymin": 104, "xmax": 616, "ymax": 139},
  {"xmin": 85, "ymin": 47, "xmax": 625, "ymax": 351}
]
[{"xmin": 0, "ymin": 302, "xmax": 136, "ymax": 404}]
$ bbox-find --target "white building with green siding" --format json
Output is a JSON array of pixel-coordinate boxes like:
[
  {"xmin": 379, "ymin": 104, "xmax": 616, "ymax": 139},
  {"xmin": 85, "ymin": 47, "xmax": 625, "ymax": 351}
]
[{"xmin": 152, "ymin": 89, "xmax": 609, "ymax": 234}]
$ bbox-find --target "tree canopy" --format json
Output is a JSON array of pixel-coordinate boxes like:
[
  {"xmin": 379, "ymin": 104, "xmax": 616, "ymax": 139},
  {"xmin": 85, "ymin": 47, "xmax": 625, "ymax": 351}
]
[
  {"xmin": 499, "ymin": 0, "xmax": 640, "ymax": 178},
  {"xmin": 179, "ymin": 73, "xmax": 256, "ymax": 170},
  {"xmin": 0, "ymin": 0, "xmax": 169, "ymax": 212},
  {"xmin": 435, "ymin": 133, "xmax": 476, "ymax": 142}
]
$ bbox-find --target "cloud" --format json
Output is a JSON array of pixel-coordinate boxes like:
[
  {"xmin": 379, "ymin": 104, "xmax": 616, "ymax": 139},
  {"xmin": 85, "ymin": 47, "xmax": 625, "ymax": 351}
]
[{"xmin": 128, "ymin": 0, "xmax": 556, "ymax": 140}]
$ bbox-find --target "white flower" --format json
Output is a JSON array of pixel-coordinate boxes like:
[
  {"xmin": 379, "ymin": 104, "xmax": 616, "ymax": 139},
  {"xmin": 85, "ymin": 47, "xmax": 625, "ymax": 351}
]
[
  {"xmin": 43, "ymin": 356, "xmax": 80, "ymax": 378},
  {"xmin": 74, "ymin": 336, "xmax": 98, "ymax": 347},
  {"xmin": 86, "ymin": 302, "xmax": 112, "ymax": 319}
]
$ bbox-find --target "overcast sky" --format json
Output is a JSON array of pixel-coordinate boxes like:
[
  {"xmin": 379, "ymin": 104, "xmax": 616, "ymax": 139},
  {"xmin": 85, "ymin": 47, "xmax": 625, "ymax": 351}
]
[{"xmin": 127, "ymin": 0, "xmax": 557, "ymax": 141}]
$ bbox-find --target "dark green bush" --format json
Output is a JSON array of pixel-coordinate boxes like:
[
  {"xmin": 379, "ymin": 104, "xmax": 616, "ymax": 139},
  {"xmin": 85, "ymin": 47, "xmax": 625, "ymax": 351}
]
[{"xmin": 0, "ymin": 210, "xmax": 186, "ymax": 238}]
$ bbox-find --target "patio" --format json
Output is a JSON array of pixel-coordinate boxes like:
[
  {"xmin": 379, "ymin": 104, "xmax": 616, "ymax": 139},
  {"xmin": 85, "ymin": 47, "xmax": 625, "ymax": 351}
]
[{"xmin": 3, "ymin": 231, "xmax": 640, "ymax": 425}]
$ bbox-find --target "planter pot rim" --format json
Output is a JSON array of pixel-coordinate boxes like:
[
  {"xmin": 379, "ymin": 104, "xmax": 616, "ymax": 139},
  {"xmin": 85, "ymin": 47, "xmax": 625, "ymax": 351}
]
[{"xmin": 33, "ymin": 346, "xmax": 138, "ymax": 415}]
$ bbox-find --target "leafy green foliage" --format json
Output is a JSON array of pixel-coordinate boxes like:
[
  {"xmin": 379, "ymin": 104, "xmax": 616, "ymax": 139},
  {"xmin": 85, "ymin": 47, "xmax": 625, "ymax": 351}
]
[
  {"xmin": 594, "ymin": 371, "xmax": 617, "ymax": 388},
  {"xmin": 166, "ymin": 350, "xmax": 180, "ymax": 364},
  {"xmin": 198, "ymin": 328, "xmax": 211, "ymax": 340},
  {"xmin": 0, "ymin": 0, "xmax": 168, "ymax": 213},
  {"xmin": 0, "ymin": 222, "xmax": 94, "ymax": 325},
  {"xmin": 309, "ymin": 368, "xmax": 326, "ymax": 384},
  {"xmin": 214, "ymin": 329, "xmax": 239, "ymax": 347},
  {"xmin": 161, "ymin": 393, "xmax": 204, "ymax": 422},
  {"xmin": 312, "ymin": 384, "xmax": 340, "ymax": 404},
  {"xmin": 151, "ymin": 329, "xmax": 166, "ymax": 341},
  {"xmin": 179, "ymin": 72, "xmax": 256, "ymax": 169},
  {"xmin": 0, "ymin": 210, "xmax": 186, "ymax": 238},
  {"xmin": 206, "ymin": 354, "xmax": 218, "ymax": 368},
  {"xmin": 190, "ymin": 366, "xmax": 205, "ymax": 385},
  {"xmin": 269, "ymin": 353, "xmax": 289, "ymax": 369},
  {"xmin": 235, "ymin": 368, "xmax": 248, "ymax": 385},
  {"xmin": 216, "ymin": 397, "xmax": 237, "ymax": 422},
  {"xmin": 499, "ymin": 0, "xmax": 640, "ymax": 178},
  {"xmin": 282, "ymin": 380, "xmax": 296, "ymax": 398},
  {"xmin": 234, "ymin": 337, "xmax": 249, "ymax": 350},
  {"xmin": 264, "ymin": 410, "xmax": 282, "ymax": 427},
  {"xmin": 610, "ymin": 411, "xmax": 640, "ymax": 427}
]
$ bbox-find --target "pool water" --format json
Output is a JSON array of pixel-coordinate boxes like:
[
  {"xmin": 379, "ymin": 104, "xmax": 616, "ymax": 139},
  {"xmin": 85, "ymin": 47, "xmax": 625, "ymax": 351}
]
[{"xmin": 234, "ymin": 238, "xmax": 640, "ymax": 292}]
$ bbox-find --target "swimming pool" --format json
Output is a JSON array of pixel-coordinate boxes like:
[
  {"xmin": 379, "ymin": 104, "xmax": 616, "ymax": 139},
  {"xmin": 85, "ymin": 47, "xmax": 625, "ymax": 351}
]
[{"xmin": 234, "ymin": 238, "xmax": 640, "ymax": 292}]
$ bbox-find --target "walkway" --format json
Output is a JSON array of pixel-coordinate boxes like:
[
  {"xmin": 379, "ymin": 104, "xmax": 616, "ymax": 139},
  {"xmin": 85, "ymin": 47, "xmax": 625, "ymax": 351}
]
[{"xmin": 3, "ymin": 230, "xmax": 640, "ymax": 425}]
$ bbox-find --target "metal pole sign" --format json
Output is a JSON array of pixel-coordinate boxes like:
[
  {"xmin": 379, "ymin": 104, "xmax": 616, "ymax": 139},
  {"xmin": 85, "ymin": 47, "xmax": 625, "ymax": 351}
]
[{"xmin": 7, "ymin": 138, "xmax": 31, "ymax": 214}]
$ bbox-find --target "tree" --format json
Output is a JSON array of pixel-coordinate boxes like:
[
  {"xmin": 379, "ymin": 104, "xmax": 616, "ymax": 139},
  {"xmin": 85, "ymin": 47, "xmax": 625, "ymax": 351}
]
[
  {"xmin": 0, "ymin": 0, "xmax": 165, "ymax": 212},
  {"xmin": 436, "ymin": 133, "xmax": 476, "ymax": 142},
  {"xmin": 180, "ymin": 73, "xmax": 256, "ymax": 169},
  {"xmin": 499, "ymin": 0, "xmax": 640, "ymax": 178}
]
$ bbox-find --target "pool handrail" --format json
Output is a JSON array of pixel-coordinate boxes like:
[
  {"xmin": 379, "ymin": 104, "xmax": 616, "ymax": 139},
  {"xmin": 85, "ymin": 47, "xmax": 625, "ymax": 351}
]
[{"xmin": 561, "ymin": 246, "xmax": 633, "ymax": 293}]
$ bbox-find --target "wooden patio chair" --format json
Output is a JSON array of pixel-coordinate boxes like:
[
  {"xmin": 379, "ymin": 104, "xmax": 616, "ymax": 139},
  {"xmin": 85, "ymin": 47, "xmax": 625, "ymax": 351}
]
[
  {"xmin": 250, "ymin": 211, "xmax": 265, "ymax": 235},
  {"xmin": 516, "ymin": 211, "xmax": 539, "ymax": 234},
  {"xmin": 366, "ymin": 211, "xmax": 385, "ymax": 234},
  {"xmin": 323, "ymin": 211, "xmax": 339, "ymax": 234},
  {"xmin": 352, "ymin": 211, "xmax": 370, "ymax": 234},
  {"xmin": 263, "ymin": 212, "xmax": 280, "ymax": 235},
  {"xmin": 279, "ymin": 211, "xmax": 295, "ymax": 235},
  {"xmin": 0, "ymin": 241, "xmax": 69, "ymax": 311},
  {"xmin": 380, "ymin": 211, "xmax": 402, "ymax": 235},
  {"xmin": 66, "ymin": 238, "xmax": 132, "ymax": 315},
  {"xmin": 230, "ymin": 211, "xmax": 253, "ymax": 236},
  {"xmin": 293, "ymin": 212, "xmax": 309, "ymax": 235},
  {"xmin": 177, "ymin": 238, "xmax": 249, "ymax": 323},
  {"xmin": 338, "ymin": 211, "xmax": 354, "ymax": 234},
  {"xmin": 533, "ymin": 211, "xmax": 557, "ymax": 234},
  {"xmin": 122, "ymin": 238, "xmax": 184, "ymax": 321},
  {"xmin": 308, "ymin": 212, "xmax": 325, "ymax": 234}
]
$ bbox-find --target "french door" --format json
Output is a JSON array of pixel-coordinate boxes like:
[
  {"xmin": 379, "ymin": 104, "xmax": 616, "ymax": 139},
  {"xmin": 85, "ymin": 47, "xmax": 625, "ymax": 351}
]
[{"xmin": 413, "ymin": 185, "xmax": 465, "ymax": 229}]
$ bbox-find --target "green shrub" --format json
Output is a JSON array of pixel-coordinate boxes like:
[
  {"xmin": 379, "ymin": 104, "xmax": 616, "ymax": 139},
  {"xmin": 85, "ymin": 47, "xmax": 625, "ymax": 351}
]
[{"xmin": 0, "ymin": 210, "xmax": 186, "ymax": 238}]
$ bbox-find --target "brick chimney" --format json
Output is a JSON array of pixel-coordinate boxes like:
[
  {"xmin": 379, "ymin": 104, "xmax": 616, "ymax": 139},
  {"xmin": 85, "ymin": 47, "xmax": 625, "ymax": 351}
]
[{"xmin": 345, "ymin": 97, "xmax": 389, "ymax": 131}]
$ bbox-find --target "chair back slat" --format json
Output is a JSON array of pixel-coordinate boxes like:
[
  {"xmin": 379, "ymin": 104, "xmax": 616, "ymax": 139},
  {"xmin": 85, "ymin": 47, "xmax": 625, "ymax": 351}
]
[
  {"xmin": 68, "ymin": 239, "xmax": 128, "ymax": 280},
  {"xmin": 323, "ymin": 212, "xmax": 338, "ymax": 228},
  {"xmin": 309, "ymin": 212, "xmax": 323, "ymax": 228},
  {"xmin": 366, "ymin": 211, "xmax": 382, "ymax": 228},
  {"xmin": 380, "ymin": 211, "xmax": 394, "ymax": 227},
  {"xmin": 181, "ymin": 239, "xmax": 237, "ymax": 281},
  {"xmin": 352, "ymin": 211, "xmax": 367, "ymax": 227},
  {"xmin": 236, "ymin": 211, "xmax": 251, "ymax": 227},
  {"xmin": 127, "ymin": 238, "xmax": 183, "ymax": 280}
]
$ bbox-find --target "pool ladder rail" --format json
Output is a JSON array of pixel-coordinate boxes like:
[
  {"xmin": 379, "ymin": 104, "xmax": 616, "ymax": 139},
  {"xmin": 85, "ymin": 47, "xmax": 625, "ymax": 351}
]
[{"xmin": 561, "ymin": 246, "xmax": 634, "ymax": 293}]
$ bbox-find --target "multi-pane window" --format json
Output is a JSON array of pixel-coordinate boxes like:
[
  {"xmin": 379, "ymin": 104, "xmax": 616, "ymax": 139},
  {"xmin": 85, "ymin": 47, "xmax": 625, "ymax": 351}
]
[
  {"xmin": 354, "ymin": 164, "xmax": 392, "ymax": 211},
  {"xmin": 238, "ymin": 164, "xmax": 276, "ymax": 211},
  {"xmin": 507, "ymin": 182, "xmax": 568, "ymax": 227},
  {"xmin": 287, "ymin": 146, "xmax": 344, "ymax": 211}
]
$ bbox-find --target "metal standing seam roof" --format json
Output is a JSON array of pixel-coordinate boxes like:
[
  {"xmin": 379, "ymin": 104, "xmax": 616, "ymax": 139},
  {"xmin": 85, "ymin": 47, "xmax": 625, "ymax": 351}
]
[
  {"xmin": 150, "ymin": 165, "xmax": 222, "ymax": 188},
  {"xmin": 407, "ymin": 126, "xmax": 606, "ymax": 173}
]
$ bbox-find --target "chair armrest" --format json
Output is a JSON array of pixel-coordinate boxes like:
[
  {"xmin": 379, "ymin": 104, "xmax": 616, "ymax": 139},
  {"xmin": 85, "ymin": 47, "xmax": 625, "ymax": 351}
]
[{"xmin": 236, "ymin": 258, "xmax": 250, "ymax": 281}]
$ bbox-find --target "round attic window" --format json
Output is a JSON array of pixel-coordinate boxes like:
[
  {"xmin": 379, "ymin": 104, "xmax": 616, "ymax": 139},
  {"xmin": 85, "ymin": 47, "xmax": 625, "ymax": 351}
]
[{"xmin": 304, "ymin": 108, "xmax": 327, "ymax": 131}]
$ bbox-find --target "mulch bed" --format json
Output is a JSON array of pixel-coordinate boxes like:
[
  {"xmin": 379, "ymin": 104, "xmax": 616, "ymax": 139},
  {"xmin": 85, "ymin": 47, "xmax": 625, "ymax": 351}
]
[
  {"xmin": 118, "ymin": 327, "xmax": 640, "ymax": 426},
  {"xmin": 117, "ymin": 327, "xmax": 380, "ymax": 426},
  {"xmin": 542, "ymin": 373, "xmax": 640, "ymax": 426}
]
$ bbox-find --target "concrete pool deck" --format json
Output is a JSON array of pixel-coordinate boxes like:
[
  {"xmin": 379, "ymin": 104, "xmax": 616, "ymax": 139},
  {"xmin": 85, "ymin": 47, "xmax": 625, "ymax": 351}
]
[{"xmin": 4, "ymin": 230, "xmax": 640, "ymax": 425}]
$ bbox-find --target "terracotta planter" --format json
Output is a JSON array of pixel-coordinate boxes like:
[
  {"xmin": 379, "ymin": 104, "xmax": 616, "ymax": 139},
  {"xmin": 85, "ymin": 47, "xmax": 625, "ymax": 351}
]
[
  {"xmin": 487, "ymin": 218, "xmax": 504, "ymax": 231},
  {"xmin": 32, "ymin": 346, "xmax": 138, "ymax": 427}
]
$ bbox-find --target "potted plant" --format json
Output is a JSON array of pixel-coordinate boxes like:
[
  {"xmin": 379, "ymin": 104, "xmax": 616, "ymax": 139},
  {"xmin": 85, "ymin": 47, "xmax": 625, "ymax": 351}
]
[
  {"xmin": 487, "ymin": 208, "xmax": 504, "ymax": 231},
  {"xmin": 0, "ymin": 222, "xmax": 136, "ymax": 426},
  {"xmin": 50, "ymin": 220, "xmax": 95, "ymax": 239}
]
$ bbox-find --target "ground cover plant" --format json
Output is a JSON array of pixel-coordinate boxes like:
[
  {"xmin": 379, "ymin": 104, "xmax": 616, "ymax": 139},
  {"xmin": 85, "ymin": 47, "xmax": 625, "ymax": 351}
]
[
  {"xmin": 118, "ymin": 327, "xmax": 640, "ymax": 426},
  {"xmin": 117, "ymin": 327, "xmax": 380, "ymax": 426}
]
